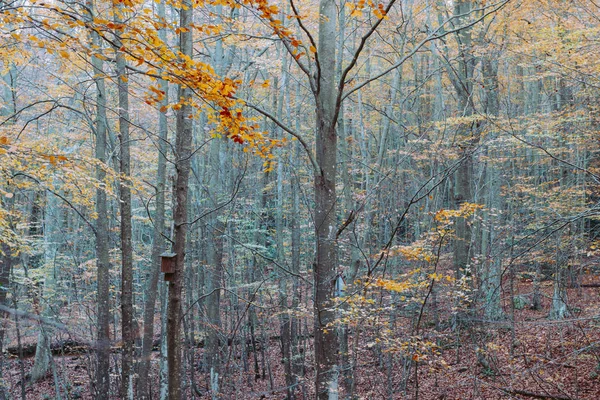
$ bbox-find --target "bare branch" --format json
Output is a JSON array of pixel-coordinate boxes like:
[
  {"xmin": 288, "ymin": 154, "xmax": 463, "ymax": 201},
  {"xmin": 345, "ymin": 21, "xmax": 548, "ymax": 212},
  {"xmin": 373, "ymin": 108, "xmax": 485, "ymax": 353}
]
[
  {"xmin": 243, "ymin": 100, "xmax": 318, "ymax": 173},
  {"xmin": 341, "ymin": 1, "xmax": 511, "ymax": 103}
]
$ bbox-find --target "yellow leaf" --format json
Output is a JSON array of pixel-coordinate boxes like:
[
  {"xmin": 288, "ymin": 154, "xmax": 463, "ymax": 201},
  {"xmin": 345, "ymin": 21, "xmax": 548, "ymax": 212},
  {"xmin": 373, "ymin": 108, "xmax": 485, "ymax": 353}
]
[{"xmin": 309, "ymin": 45, "xmax": 316, "ymax": 53}]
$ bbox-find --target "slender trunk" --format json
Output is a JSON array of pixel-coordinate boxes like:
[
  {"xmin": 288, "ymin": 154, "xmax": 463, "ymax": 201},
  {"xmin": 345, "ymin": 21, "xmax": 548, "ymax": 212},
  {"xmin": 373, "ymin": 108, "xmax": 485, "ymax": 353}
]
[
  {"xmin": 85, "ymin": 1, "xmax": 111, "ymax": 396},
  {"xmin": 449, "ymin": 0, "xmax": 477, "ymax": 280},
  {"xmin": 167, "ymin": 1, "xmax": 193, "ymax": 398},
  {"xmin": 160, "ymin": 281, "xmax": 169, "ymax": 400},
  {"xmin": 481, "ymin": 57, "xmax": 503, "ymax": 321},
  {"xmin": 549, "ymin": 236, "xmax": 568, "ymax": 319},
  {"xmin": 138, "ymin": 1, "xmax": 169, "ymax": 397},
  {"xmin": 205, "ymin": 7, "xmax": 228, "ymax": 390},
  {"xmin": 206, "ymin": 218, "xmax": 224, "ymax": 393},
  {"xmin": 289, "ymin": 146, "xmax": 303, "ymax": 397},
  {"xmin": 31, "ymin": 189, "xmax": 60, "ymax": 382},
  {"xmin": 205, "ymin": 134, "xmax": 224, "ymax": 394},
  {"xmin": 13, "ymin": 296, "xmax": 26, "ymax": 400},
  {"xmin": 113, "ymin": 5, "xmax": 134, "ymax": 397},
  {"xmin": 315, "ymin": 1, "xmax": 339, "ymax": 398},
  {"xmin": 0, "ymin": 215, "xmax": 14, "ymax": 400},
  {"xmin": 0, "ymin": 82, "xmax": 16, "ymax": 396}
]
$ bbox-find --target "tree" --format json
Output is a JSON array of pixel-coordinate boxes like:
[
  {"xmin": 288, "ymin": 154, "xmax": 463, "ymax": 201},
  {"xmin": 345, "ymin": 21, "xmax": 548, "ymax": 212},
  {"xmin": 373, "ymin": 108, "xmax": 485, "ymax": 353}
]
[
  {"xmin": 111, "ymin": 2, "xmax": 135, "ymax": 396},
  {"xmin": 166, "ymin": 0, "xmax": 194, "ymax": 397},
  {"xmin": 84, "ymin": 0, "xmax": 111, "ymax": 395},
  {"xmin": 137, "ymin": 0, "xmax": 169, "ymax": 396}
]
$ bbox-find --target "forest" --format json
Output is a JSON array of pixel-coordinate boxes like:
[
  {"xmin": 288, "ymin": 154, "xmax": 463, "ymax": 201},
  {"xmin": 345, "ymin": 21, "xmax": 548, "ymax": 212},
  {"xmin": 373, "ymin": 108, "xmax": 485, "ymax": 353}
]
[{"xmin": 0, "ymin": 0, "xmax": 599, "ymax": 399}]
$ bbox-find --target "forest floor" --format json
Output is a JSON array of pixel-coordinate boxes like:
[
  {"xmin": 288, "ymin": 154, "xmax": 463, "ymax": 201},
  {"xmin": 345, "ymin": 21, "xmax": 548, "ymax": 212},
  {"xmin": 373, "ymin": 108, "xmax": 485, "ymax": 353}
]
[{"xmin": 2, "ymin": 271, "xmax": 600, "ymax": 399}]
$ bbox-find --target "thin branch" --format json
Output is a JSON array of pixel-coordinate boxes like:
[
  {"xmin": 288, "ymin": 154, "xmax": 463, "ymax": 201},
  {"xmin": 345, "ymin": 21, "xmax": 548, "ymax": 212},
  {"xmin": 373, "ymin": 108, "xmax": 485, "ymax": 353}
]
[
  {"xmin": 183, "ymin": 159, "xmax": 247, "ymax": 227},
  {"xmin": 243, "ymin": 100, "xmax": 318, "ymax": 173},
  {"xmin": 10, "ymin": 172, "xmax": 97, "ymax": 236},
  {"xmin": 206, "ymin": 219, "xmax": 311, "ymax": 284},
  {"xmin": 341, "ymin": 1, "xmax": 511, "ymax": 103},
  {"xmin": 501, "ymin": 117, "xmax": 600, "ymax": 184},
  {"xmin": 335, "ymin": 0, "xmax": 400, "ymax": 121},
  {"xmin": 289, "ymin": 0, "xmax": 320, "ymax": 84}
]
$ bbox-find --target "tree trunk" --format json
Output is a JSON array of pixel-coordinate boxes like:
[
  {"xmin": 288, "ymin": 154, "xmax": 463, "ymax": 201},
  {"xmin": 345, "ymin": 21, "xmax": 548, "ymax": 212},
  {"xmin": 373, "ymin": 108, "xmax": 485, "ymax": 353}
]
[
  {"xmin": 160, "ymin": 282, "xmax": 169, "ymax": 400},
  {"xmin": 0, "ymin": 198, "xmax": 15, "ymax": 400},
  {"xmin": 113, "ymin": 4, "xmax": 134, "ymax": 397},
  {"xmin": 450, "ymin": 0, "xmax": 477, "ymax": 280},
  {"xmin": 206, "ymin": 217, "xmax": 224, "ymax": 393},
  {"xmin": 315, "ymin": 1, "xmax": 339, "ymax": 398},
  {"xmin": 138, "ymin": 1, "xmax": 169, "ymax": 398},
  {"xmin": 85, "ymin": 1, "xmax": 111, "ymax": 396},
  {"xmin": 31, "ymin": 189, "xmax": 61, "ymax": 382},
  {"xmin": 167, "ymin": 1, "xmax": 193, "ymax": 398},
  {"xmin": 549, "ymin": 236, "xmax": 568, "ymax": 320},
  {"xmin": 481, "ymin": 57, "xmax": 503, "ymax": 321}
]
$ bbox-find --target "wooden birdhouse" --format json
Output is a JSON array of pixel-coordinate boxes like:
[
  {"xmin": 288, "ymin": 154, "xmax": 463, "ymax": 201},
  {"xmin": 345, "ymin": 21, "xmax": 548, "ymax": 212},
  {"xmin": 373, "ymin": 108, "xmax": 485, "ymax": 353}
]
[{"xmin": 161, "ymin": 252, "xmax": 176, "ymax": 281}]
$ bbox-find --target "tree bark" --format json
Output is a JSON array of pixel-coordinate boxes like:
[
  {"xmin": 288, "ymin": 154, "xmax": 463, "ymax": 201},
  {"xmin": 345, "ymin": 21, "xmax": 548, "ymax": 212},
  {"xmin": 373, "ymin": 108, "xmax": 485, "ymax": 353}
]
[
  {"xmin": 206, "ymin": 217, "xmax": 224, "ymax": 388},
  {"xmin": 449, "ymin": 0, "xmax": 477, "ymax": 280},
  {"xmin": 85, "ymin": 1, "xmax": 111, "ymax": 396},
  {"xmin": 315, "ymin": 1, "xmax": 340, "ymax": 398},
  {"xmin": 481, "ymin": 56, "xmax": 503, "ymax": 321},
  {"xmin": 113, "ymin": 4, "xmax": 134, "ymax": 397},
  {"xmin": 138, "ymin": 1, "xmax": 169, "ymax": 397},
  {"xmin": 167, "ymin": 1, "xmax": 193, "ymax": 398},
  {"xmin": 0, "ymin": 200, "xmax": 15, "ymax": 400},
  {"xmin": 31, "ymin": 189, "xmax": 60, "ymax": 382}
]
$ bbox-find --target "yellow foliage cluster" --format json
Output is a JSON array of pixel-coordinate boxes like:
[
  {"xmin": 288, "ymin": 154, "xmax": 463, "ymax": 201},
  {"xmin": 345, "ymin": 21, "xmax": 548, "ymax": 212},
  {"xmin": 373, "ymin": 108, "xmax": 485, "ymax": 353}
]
[
  {"xmin": 434, "ymin": 202, "xmax": 484, "ymax": 224},
  {"xmin": 345, "ymin": 0, "xmax": 388, "ymax": 20},
  {"xmin": 0, "ymin": 0, "xmax": 289, "ymax": 159}
]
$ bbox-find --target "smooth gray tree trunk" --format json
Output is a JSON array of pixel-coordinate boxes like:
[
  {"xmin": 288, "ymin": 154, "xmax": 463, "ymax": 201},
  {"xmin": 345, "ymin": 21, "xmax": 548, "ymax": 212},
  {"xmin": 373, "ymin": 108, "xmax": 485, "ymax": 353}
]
[
  {"xmin": 31, "ymin": 189, "xmax": 60, "ymax": 382},
  {"xmin": 314, "ymin": 1, "xmax": 340, "ymax": 398},
  {"xmin": 85, "ymin": 1, "xmax": 111, "ymax": 395},
  {"xmin": 138, "ymin": 0, "xmax": 169, "ymax": 397}
]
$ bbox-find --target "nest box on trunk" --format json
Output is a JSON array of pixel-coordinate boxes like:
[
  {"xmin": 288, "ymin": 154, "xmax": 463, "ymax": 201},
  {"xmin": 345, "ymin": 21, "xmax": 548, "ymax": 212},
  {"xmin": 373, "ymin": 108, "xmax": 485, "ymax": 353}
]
[{"xmin": 161, "ymin": 252, "xmax": 176, "ymax": 281}]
